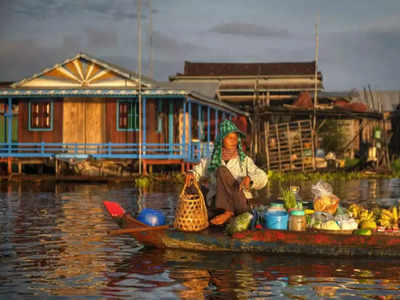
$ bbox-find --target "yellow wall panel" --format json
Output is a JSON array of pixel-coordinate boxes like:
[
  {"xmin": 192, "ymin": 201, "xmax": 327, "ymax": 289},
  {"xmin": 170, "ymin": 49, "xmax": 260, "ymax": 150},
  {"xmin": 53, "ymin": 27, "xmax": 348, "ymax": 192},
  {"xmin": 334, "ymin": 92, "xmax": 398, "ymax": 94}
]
[{"xmin": 63, "ymin": 98, "xmax": 105, "ymax": 153}]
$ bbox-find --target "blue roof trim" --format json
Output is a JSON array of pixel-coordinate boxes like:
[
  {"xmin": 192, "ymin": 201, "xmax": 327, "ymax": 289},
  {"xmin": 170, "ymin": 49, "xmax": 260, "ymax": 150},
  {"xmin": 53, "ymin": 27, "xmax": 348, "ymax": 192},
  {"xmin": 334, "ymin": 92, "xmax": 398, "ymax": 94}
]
[
  {"xmin": 0, "ymin": 89, "xmax": 185, "ymax": 97},
  {"xmin": 0, "ymin": 88, "xmax": 248, "ymax": 116}
]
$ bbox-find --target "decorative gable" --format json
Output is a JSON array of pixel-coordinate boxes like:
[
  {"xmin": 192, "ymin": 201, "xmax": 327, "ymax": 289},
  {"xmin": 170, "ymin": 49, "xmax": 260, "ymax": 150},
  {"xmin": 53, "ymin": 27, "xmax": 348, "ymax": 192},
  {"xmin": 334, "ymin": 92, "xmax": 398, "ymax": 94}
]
[{"xmin": 12, "ymin": 53, "xmax": 153, "ymax": 89}]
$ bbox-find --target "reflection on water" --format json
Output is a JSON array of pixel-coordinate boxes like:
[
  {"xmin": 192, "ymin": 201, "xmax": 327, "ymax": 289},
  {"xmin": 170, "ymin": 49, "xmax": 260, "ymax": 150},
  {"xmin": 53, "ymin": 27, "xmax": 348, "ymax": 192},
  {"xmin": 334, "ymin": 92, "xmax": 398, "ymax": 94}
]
[
  {"xmin": 0, "ymin": 178, "xmax": 400, "ymax": 299},
  {"xmin": 104, "ymin": 248, "xmax": 400, "ymax": 299}
]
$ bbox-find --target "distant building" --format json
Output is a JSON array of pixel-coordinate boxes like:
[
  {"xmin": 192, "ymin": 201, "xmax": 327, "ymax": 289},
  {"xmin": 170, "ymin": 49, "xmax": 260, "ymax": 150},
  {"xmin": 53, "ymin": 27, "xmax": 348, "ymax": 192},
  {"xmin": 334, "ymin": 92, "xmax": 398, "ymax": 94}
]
[{"xmin": 169, "ymin": 61, "xmax": 323, "ymax": 111}]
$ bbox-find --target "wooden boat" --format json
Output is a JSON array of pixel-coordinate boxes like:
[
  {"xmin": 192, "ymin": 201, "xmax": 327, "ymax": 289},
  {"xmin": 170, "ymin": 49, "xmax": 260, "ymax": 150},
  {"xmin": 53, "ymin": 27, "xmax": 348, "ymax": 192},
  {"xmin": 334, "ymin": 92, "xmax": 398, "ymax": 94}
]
[{"xmin": 104, "ymin": 201, "xmax": 400, "ymax": 257}]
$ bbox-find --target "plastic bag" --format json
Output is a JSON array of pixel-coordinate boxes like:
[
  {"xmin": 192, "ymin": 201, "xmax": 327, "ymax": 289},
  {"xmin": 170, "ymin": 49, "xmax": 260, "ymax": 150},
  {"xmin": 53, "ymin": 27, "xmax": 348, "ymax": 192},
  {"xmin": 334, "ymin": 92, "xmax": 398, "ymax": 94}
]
[
  {"xmin": 312, "ymin": 180, "xmax": 340, "ymax": 215},
  {"xmin": 334, "ymin": 208, "xmax": 358, "ymax": 230},
  {"xmin": 250, "ymin": 206, "xmax": 266, "ymax": 230},
  {"xmin": 308, "ymin": 211, "xmax": 334, "ymax": 229}
]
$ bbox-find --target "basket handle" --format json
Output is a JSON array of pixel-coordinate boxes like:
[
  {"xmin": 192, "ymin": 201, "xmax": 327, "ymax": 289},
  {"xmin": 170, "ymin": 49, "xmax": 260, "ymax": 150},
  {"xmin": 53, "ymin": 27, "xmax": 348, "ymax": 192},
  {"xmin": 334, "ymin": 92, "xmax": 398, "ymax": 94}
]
[{"xmin": 180, "ymin": 179, "xmax": 203, "ymax": 199}]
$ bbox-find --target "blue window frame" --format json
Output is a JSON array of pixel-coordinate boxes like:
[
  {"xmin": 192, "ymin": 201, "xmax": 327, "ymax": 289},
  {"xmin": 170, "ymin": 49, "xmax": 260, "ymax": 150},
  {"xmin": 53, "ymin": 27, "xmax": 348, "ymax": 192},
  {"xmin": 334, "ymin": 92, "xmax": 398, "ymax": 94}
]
[
  {"xmin": 28, "ymin": 100, "xmax": 53, "ymax": 131},
  {"xmin": 117, "ymin": 99, "xmax": 139, "ymax": 131}
]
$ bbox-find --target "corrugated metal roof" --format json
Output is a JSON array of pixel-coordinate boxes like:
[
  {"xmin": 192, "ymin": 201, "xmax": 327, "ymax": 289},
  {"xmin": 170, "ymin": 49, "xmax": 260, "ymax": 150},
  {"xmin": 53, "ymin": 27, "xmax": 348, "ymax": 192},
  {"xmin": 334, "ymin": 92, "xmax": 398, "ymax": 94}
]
[
  {"xmin": 354, "ymin": 90, "xmax": 400, "ymax": 112},
  {"xmin": 318, "ymin": 90, "xmax": 360, "ymax": 99},
  {"xmin": 181, "ymin": 61, "xmax": 318, "ymax": 76},
  {"xmin": 155, "ymin": 82, "xmax": 219, "ymax": 99}
]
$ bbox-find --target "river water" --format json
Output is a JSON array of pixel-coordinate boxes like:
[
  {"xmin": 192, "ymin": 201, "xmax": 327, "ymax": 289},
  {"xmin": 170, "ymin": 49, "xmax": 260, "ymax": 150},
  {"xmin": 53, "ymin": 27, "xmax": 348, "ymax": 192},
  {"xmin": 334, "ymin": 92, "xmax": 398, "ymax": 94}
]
[{"xmin": 1, "ymin": 179, "xmax": 400, "ymax": 299}]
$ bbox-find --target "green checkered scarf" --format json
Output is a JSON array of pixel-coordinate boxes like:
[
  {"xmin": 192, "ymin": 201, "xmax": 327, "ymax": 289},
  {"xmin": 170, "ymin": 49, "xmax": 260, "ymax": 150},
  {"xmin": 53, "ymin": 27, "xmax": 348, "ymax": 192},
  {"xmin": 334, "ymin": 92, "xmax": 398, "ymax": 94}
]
[{"xmin": 208, "ymin": 120, "xmax": 246, "ymax": 173}]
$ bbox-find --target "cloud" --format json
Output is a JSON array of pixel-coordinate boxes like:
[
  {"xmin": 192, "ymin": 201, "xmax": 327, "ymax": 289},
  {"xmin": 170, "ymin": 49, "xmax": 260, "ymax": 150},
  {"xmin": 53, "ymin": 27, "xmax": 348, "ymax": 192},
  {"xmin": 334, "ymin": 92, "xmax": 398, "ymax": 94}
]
[
  {"xmin": 0, "ymin": 39, "xmax": 76, "ymax": 81},
  {"xmin": 0, "ymin": 30, "xmax": 120, "ymax": 82},
  {"xmin": 0, "ymin": 29, "xmax": 200, "ymax": 82},
  {"xmin": 209, "ymin": 22, "xmax": 290, "ymax": 38},
  {"xmin": 101, "ymin": 55, "xmax": 182, "ymax": 82},
  {"xmin": 319, "ymin": 25, "xmax": 400, "ymax": 90},
  {"xmin": 2, "ymin": 0, "xmax": 155, "ymax": 21},
  {"xmin": 84, "ymin": 26, "xmax": 119, "ymax": 48},
  {"xmin": 151, "ymin": 31, "xmax": 208, "ymax": 56}
]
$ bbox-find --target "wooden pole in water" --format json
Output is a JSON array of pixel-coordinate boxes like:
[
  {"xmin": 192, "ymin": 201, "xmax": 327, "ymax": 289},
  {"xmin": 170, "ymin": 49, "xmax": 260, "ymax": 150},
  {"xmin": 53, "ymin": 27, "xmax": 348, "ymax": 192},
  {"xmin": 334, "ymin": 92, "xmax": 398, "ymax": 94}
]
[
  {"xmin": 137, "ymin": 0, "xmax": 142, "ymax": 175},
  {"xmin": 313, "ymin": 15, "xmax": 320, "ymax": 149},
  {"xmin": 148, "ymin": 0, "xmax": 154, "ymax": 79}
]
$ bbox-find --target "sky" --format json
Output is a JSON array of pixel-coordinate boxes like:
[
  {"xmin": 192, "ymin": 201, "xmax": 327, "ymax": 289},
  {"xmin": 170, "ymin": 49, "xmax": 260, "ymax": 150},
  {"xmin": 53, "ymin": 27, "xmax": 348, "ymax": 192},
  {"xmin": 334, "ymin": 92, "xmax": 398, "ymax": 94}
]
[{"xmin": 1, "ymin": 0, "xmax": 400, "ymax": 91}]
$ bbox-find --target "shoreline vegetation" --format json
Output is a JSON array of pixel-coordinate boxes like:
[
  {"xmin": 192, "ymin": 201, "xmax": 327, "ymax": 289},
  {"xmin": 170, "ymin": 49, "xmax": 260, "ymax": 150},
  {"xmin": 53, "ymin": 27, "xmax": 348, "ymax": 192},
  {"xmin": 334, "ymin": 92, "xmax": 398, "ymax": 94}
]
[
  {"xmin": 2, "ymin": 170, "xmax": 395, "ymax": 185},
  {"xmin": 1, "ymin": 158, "xmax": 399, "ymax": 186}
]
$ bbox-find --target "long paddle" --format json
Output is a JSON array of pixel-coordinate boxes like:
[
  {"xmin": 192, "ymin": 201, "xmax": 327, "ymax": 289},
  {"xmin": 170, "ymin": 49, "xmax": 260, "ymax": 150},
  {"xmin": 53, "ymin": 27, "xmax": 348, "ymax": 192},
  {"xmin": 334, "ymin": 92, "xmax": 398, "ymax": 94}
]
[{"xmin": 109, "ymin": 225, "xmax": 170, "ymax": 236}]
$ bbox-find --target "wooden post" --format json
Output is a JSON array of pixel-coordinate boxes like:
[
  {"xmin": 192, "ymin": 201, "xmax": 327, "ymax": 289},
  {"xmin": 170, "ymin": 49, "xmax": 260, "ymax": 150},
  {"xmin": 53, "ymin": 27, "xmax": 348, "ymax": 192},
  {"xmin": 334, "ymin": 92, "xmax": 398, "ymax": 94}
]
[
  {"xmin": 313, "ymin": 16, "xmax": 320, "ymax": 149},
  {"xmin": 7, "ymin": 157, "xmax": 12, "ymax": 175},
  {"xmin": 181, "ymin": 160, "xmax": 185, "ymax": 173},
  {"xmin": 275, "ymin": 124, "xmax": 281, "ymax": 171},
  {"xmin": 264, "ymin": 121, "xmax": 270, "ymax": 169},
  {"xmin": 298, "ymin": 121, "xmax": 305, "ymax": 171},
  {"xmin": 137, "ymin": 0, "xmax": 143, "ymax": 175},
  {"xmin": 38, "ymin": 163, "xmax": 44, "ymax": 175}
]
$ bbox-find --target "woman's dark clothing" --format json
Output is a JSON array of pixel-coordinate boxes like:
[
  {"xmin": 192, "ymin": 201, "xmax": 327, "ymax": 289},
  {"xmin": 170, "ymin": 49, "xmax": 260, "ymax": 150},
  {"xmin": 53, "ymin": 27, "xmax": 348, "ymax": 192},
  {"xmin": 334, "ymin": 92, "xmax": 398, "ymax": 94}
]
[
  {"xmin": 214, "ymin": 166, "xmax": 249, "ymax": 214},
  {"xmin": 201, "ymin": 165, "xmax": 249, "ymax": 219}
]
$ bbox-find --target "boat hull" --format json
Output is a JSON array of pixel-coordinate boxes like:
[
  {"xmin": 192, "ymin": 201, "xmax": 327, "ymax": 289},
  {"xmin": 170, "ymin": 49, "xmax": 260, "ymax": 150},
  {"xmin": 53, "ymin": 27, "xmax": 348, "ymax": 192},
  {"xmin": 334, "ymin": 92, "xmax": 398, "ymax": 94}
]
[{"xmin": 115, "ymin": 214, "xmax": 400, "ymax": 257}]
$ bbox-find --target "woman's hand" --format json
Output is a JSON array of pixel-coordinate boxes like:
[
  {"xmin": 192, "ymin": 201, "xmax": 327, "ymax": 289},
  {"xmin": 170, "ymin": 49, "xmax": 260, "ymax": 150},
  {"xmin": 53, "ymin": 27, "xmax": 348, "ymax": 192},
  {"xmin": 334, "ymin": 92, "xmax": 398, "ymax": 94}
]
[
  {"xmin": 185, "ymin": 172, "xmax": 195, "ymax": 185},
  {"xmin": 239, "ymin": 176, "xmax": 251, "ymax": 191}
]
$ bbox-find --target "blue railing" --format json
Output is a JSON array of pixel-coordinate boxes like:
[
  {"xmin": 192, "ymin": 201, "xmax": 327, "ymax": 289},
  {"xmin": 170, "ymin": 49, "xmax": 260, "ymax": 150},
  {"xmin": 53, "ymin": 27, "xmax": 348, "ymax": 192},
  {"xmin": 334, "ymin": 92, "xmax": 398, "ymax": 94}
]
[{"xmin": 0, "ymin": 142, "xmax": 213, "ymax": 163}]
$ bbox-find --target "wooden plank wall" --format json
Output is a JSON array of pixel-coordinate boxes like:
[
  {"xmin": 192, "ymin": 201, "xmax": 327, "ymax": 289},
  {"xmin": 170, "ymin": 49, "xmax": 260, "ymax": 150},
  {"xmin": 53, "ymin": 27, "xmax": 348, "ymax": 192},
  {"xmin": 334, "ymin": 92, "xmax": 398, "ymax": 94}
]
[
  {"xmin": 18, "ymin": 99, "xmax": 63, "ymax": 143},
  {"xmin": 105, "ymin": 99, "xmax": 137, "ymax": 144}
]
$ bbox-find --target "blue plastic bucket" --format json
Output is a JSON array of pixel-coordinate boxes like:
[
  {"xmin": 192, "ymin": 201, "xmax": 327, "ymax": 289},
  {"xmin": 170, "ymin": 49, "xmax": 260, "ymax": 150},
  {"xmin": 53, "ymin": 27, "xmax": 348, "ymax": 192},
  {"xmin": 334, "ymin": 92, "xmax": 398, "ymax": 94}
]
[
  {"xmin": 137, "ymin": 208, "xmax": 166, "ymax": 226},
  {"xmin": 264, "ymin": 211, "xmax": 288, "ymax": 230}
]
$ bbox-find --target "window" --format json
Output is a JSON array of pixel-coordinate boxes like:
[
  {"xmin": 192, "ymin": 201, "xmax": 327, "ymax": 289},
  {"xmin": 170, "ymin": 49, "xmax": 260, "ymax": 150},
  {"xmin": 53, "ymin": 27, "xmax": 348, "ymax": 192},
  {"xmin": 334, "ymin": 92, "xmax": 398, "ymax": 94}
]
[
  {"xmin": 118, "ymin": 100, "xmax": 139, "ymax": 130},
  {"xmin": 29, "ymin": 101, "xmax": 53, "ymax": 131},
  {"xmin": 157, "ymin": 101, "xmax": 163, "ymax": 133}
]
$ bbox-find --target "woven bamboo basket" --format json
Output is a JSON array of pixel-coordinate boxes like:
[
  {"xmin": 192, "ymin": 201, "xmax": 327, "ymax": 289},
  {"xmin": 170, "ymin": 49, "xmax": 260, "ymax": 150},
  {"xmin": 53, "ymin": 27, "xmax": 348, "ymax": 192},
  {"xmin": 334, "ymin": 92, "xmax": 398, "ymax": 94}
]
[{"xmin": 174, "ymin": 181, "xmax": 209, "ymax": 232}]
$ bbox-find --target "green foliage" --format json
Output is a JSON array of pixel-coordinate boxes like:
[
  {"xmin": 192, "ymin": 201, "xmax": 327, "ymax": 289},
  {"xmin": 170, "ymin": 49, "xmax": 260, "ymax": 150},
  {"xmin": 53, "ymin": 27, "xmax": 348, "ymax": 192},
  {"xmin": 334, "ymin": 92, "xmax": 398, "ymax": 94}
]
[
  {"xmin": 345, "ymin": 157, "xmax": 360, "ymax": 169},
  {"xmin": 392, "ymin": 158, "xmax": 400, "ymax": 177},
  {"xmin": 281, "ymin": 187, "xmax": 297, "ymax": 210},
  {"xmin": 268, "ymin": 170, "xmax": 392, "ymax": 186},
  {"xmin": 134, "ymin": 176, "xmax": 151, "ymax": 188},
  {"xmin": 173, "ymin": 172, "xmax": 186, "ymax": 184},
  {"xmin": 318, "ymin": 119, "xmax": 347, "ymax": 155}
]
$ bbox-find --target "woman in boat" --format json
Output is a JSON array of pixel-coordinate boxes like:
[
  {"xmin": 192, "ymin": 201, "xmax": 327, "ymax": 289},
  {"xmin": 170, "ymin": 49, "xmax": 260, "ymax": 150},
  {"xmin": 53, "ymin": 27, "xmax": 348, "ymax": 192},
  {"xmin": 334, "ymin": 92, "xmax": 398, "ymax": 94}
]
[{"xmin": 185, "ymin": 119, "xmax": 268, "ymax": 225}]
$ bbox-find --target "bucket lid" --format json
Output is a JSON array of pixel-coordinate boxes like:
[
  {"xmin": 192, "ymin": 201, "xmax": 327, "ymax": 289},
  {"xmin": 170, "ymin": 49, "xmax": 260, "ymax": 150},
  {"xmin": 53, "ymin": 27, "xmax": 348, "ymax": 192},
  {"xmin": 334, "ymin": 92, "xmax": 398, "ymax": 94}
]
[
  {"xmin": 265, "ymin": 210, "xmax": 288, "ymax": 216},
  {"xmin": 290, "ymin": 210, "xmax": 305, "ymax": 216}
]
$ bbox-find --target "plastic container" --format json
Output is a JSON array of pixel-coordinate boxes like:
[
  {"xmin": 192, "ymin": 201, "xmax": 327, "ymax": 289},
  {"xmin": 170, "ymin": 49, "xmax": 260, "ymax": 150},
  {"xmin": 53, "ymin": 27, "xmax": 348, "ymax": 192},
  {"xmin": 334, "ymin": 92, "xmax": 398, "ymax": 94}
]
[
  {"xmin": 374, "ymin": 127, "xmax": 381, "ymax": 139},
  {"xmin": 316, "ymin": 149, "xmax": 325, "ymax": 158},
  {"xmin": 267, "ymin": 203, "xmax": 286, "ymax": 213},
  {"xmin": 288, "ymin": 210, "xmax": 306, "ymax": 231},
  {"xmin": 264, "ymin": 211, "xmax": 288, "ymax": 230},
  {"xmin": 137, "ymin": 208, "xmax": 166, "ymax": 226}
]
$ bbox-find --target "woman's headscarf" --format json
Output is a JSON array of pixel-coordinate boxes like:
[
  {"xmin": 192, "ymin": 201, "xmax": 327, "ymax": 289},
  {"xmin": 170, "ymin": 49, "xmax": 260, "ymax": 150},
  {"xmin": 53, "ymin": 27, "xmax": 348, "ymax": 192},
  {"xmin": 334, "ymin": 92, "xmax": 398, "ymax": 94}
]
[{"xmin": 208, "ymin": 119, "xmax": 246, "ymax": 173}]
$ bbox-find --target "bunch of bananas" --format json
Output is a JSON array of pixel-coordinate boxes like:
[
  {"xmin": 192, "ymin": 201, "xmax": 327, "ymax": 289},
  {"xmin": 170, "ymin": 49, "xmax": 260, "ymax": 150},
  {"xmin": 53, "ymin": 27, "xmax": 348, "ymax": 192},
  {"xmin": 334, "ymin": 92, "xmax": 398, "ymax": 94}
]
[
  {"xmin": 378, "ymin": 207, "xmax": 399, "ymax": 229},
  {"xmin": 348, "ymin": 204, "xmax": 377, "ymax": 230},
  {"xmin": 348, "ymin": 204, "xmax": 371, "ymax": 220}
]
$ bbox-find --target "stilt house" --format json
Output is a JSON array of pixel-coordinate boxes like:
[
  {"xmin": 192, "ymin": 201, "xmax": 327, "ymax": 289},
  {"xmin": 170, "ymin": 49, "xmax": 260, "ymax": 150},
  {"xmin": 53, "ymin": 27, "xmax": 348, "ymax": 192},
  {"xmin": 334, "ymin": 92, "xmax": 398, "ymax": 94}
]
[{"xmin": 0, "ymin": 53, "xmax": 247, "ymax": 174}]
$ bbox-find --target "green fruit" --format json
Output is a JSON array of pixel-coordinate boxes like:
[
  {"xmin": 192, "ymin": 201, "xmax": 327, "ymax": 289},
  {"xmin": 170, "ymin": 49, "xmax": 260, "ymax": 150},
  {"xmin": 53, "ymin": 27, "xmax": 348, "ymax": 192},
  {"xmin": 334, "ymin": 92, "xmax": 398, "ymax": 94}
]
[
  {"xmin": 360, "ymin": 220, "xmax": 377, "ymax": 230},
  {"xmin": 354, "ymin": 228, "xmax": 372, "ymax": 236}
]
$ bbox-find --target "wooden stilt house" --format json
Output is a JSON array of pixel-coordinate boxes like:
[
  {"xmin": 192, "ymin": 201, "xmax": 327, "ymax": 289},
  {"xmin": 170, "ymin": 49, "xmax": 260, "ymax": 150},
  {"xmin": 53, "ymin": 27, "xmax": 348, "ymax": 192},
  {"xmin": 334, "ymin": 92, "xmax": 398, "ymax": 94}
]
[{"xmin": 0, "ymin": 53, "xmax": 247, "ymax": 174}]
